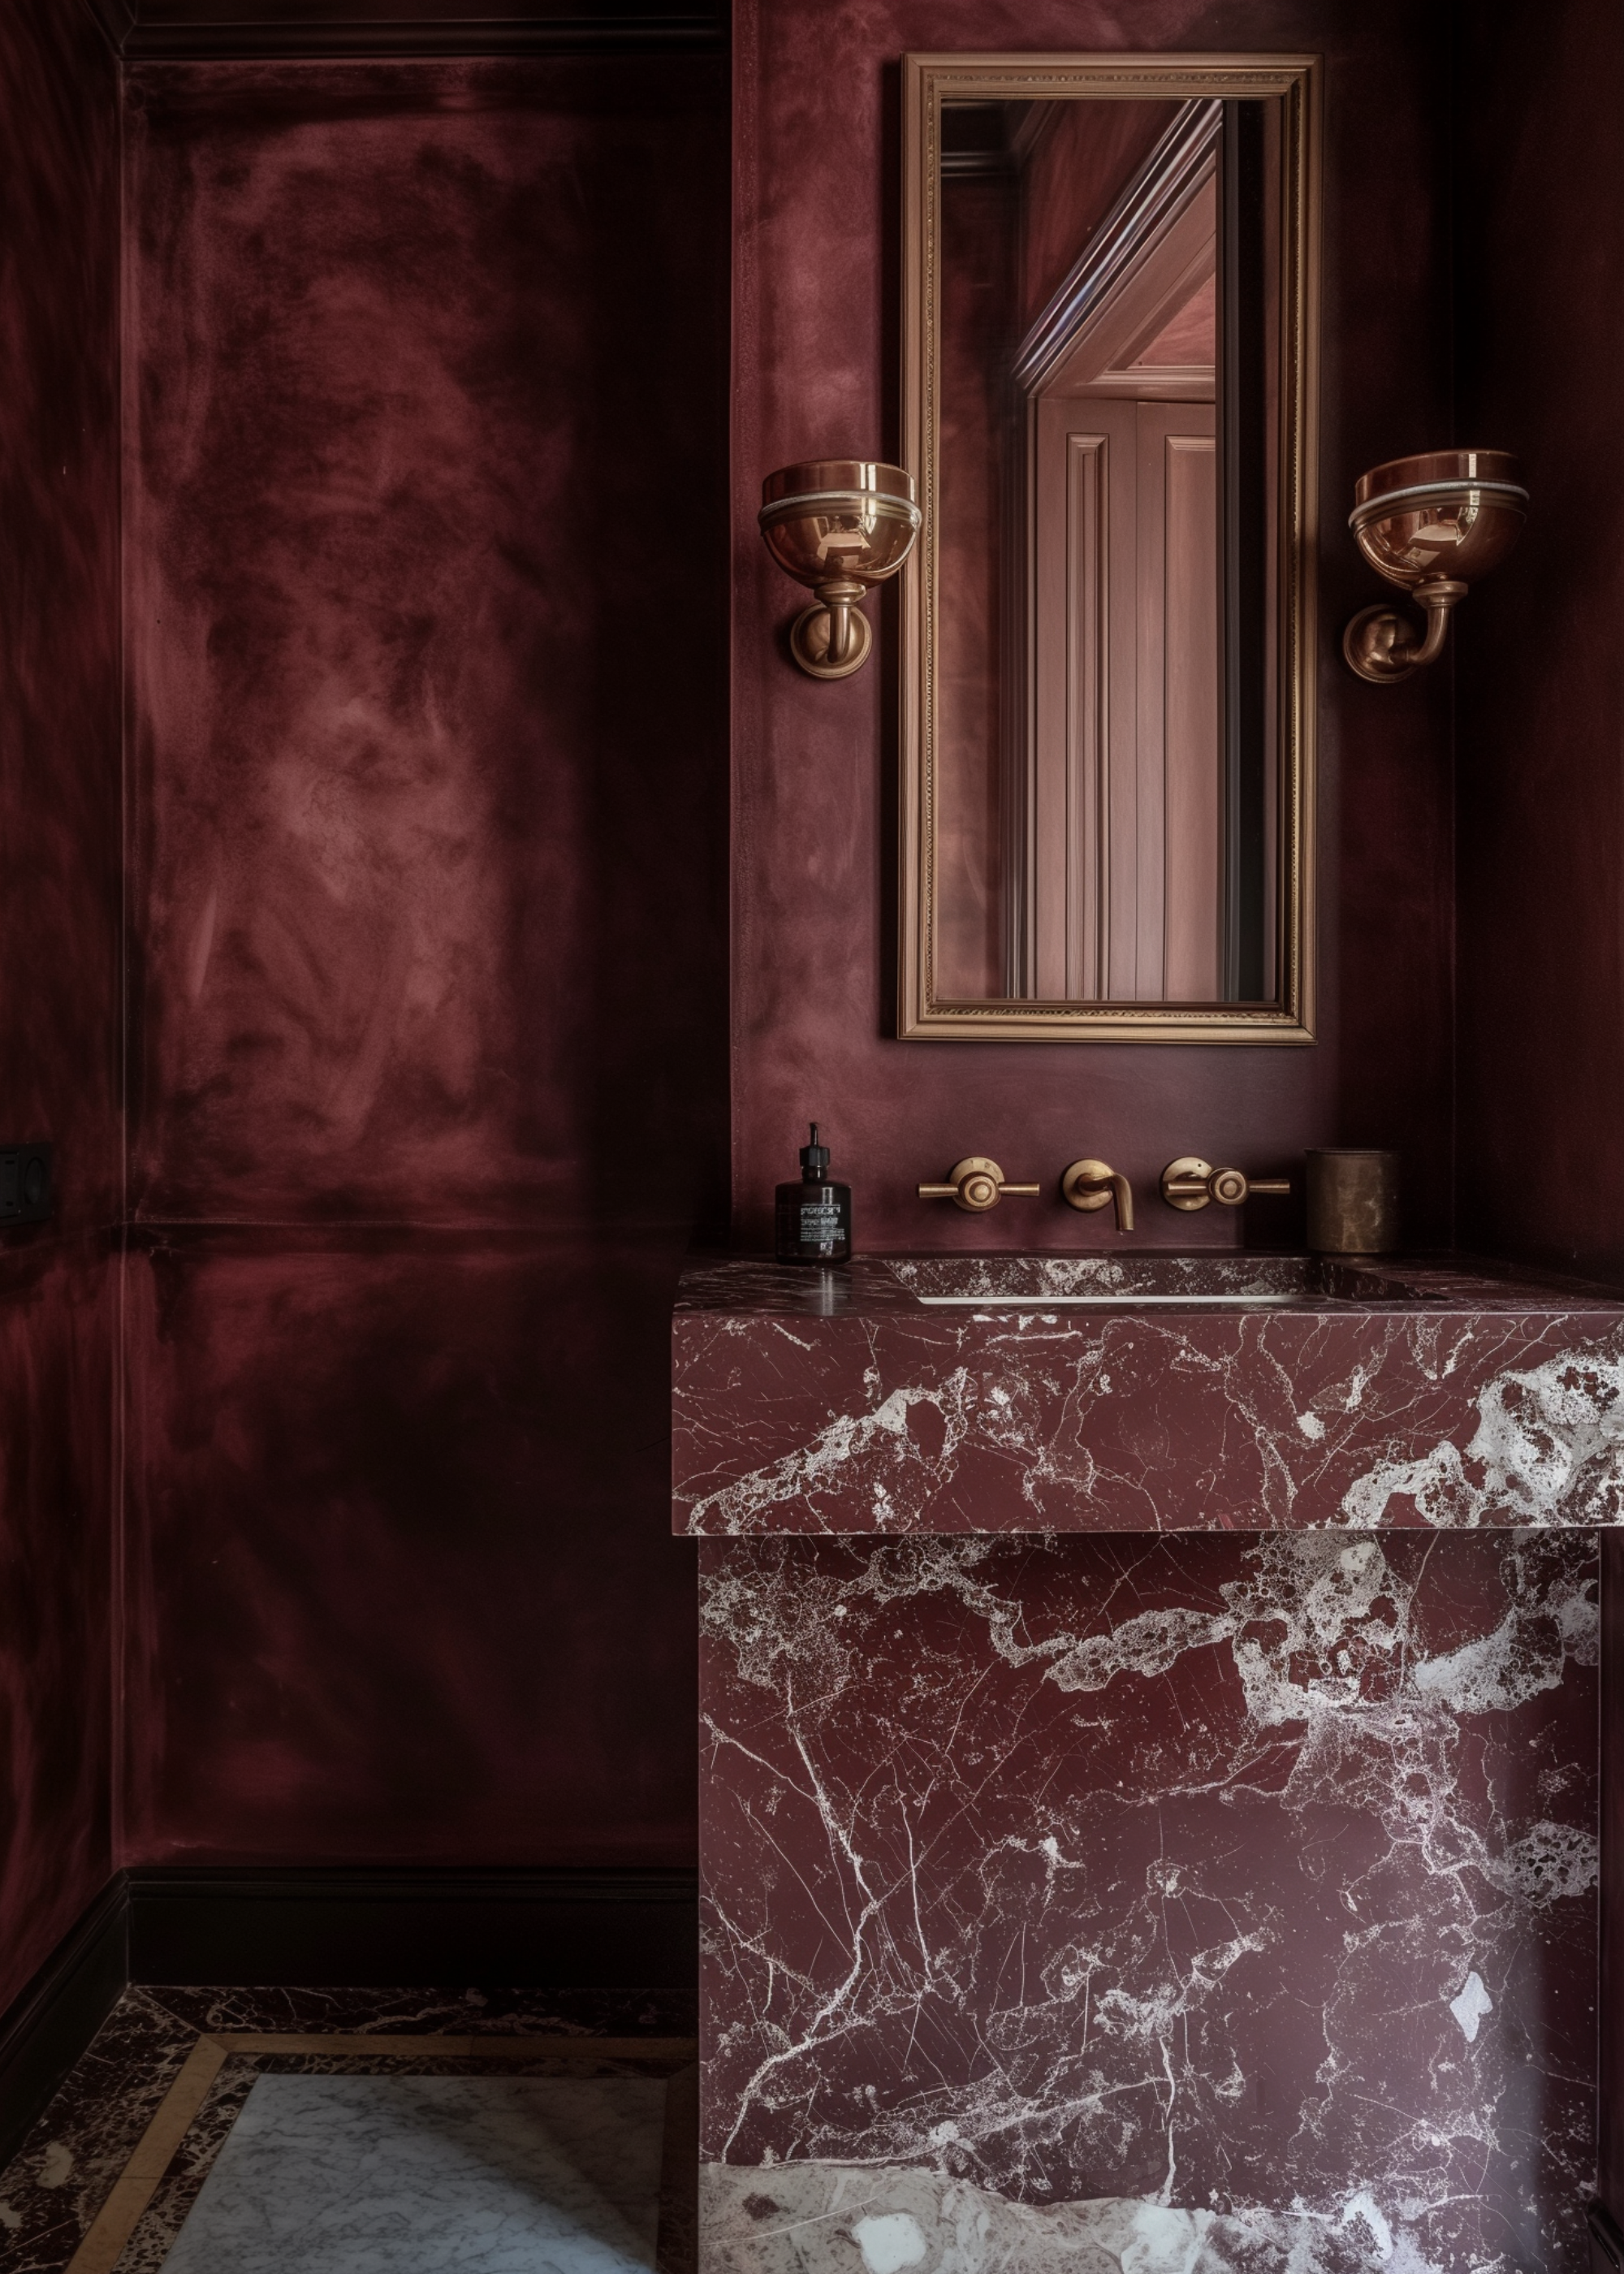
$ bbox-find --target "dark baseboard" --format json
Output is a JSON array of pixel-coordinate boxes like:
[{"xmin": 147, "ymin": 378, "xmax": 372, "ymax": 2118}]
[
  {"xmin": 127, "ymin": 1865, "xmax": 698, "ymax": 1987},
  {"xmin": 0, "ymin": 1878, "xmax": 127, "ymax": 2172},
  {"xmin": 0, "ymin": 1865, "xmax": 691, "ymax": 2160}
]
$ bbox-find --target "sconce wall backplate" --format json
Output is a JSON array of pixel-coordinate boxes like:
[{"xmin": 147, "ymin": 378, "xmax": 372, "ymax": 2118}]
[
  {"xmin": 789, "ymin": 599, "xmax": 874, "ymax": 679},
  {"xmin": 1344, "ymin": 449, "xmax": 1527, "ymax": 684},
  {"xmin": 758, "ymin": 459, "xmax": 921, "ymax": 680}
]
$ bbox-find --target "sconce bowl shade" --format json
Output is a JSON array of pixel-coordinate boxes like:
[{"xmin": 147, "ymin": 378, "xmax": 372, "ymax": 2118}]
[
  {"xmin": 1350, "ymin": 448, "xmax": 1527, "ymax": 593},
  {"xmin": 758, "ymin": 460, "xmax": 922, "ymax": 593}
]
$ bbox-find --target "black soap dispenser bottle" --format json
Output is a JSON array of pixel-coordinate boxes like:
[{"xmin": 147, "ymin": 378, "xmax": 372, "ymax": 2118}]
[{"xmin": 775, "ymin": 1123, "xmax": 853, "ymax": 1265}]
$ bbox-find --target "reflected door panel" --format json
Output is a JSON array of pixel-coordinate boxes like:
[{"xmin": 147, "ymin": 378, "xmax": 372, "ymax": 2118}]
[
  {"xmin": 1153, "ymin": 417, "xmax": 1220, "ymax": 1001},
  {"xmin": 1029, "ymin": 399, "xmax": 1217, "ymax": 1002}
]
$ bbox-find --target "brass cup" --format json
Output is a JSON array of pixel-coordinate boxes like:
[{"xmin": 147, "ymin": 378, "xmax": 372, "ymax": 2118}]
[
  {"xmin": 759, "ymin": 460, "xmax": 922, "ymax": 680},
  {"xmin": 1305, "ymin": 1148, "xmax": 1401, "ymax": 1255},
  {"xmin": 1344, "ymin": 449, "xmax": 1527, "ymax": 684}
]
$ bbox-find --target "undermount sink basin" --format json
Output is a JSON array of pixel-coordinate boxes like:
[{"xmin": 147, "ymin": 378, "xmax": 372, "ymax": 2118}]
[{"xmin": 883, "ymin": 1252, "xmax": 1421, "ymax": 1307}]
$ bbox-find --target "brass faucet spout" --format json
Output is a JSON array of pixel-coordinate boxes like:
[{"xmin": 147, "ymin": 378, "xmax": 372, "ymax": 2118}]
[{"xmin": 1060, "ymin": 1159, "xmax": 1134, "ymax": 1231}]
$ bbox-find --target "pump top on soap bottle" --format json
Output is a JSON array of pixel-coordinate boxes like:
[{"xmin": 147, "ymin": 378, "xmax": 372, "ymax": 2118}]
[{"xmin": 775, "ymin": 1122, "xmax": 853, "ymax": 1265}]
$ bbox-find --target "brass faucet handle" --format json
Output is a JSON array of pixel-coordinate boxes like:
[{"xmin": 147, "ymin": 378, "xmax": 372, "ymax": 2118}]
[
  {"xmin": 1060, "ymin": 1159, "xmax": 1135, "ymax": 1232},
  {"xmin": 917, "ymin": 1156, "xmax": 1040, "ymax": 1213},
  {"xmin": 1161, "ymin": 1157, "xmax": 1292, "ymax": 1210}
]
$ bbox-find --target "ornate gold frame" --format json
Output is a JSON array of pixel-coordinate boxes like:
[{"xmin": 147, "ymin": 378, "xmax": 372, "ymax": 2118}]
[{"xmin": 899, "ymin": 52, "xmax": 1321, "ymax": 1044}]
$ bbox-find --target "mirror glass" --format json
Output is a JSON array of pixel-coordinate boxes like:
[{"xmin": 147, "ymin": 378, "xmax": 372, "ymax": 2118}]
[{"xmin": 901, "ymin": 59, "xmax": 1316, "ymax": 1043}]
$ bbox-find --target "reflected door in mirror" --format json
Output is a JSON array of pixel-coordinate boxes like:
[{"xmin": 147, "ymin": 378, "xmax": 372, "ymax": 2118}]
[{"xmin": 1030, "ymin": 398, "xmax": 1219, "ymax": 1002}]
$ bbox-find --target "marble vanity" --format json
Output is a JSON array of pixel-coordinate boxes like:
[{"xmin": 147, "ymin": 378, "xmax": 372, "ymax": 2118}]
[
  {"xmin": 675, "ymin": 1252, "xmax": 1624, "ymax": 1537},
  {"xmin": 674, "ymin": 1255, "xmax": 1624, "ymax": 2274}
]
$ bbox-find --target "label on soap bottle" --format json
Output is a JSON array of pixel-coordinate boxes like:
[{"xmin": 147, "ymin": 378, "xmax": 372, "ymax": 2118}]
[{"xmin": 775, "ymin": 1177, "xmax": 852, "ymax": 1263}]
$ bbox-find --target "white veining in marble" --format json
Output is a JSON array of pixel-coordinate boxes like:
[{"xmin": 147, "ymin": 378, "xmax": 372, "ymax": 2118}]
[
  {"xmin": 700, "ymin": 2161, "xmax": 1425, "ymax": 2274},
  {"xmin": 1449, "ymin": 1971, "xmax": 1492, "ymax": 2042},
  {"xmin": 700, "ymin": 1531, "xmax": 1598, "ymax": 2270},
  {"xmin": 1341, "ymin": 1342, "xmax": 1624, "ymax": 1525},
  {"xmin": 881, "ymin": 1256, "xmax": 1417, "ymax": 1301},
  {"xmin": 161, "ymin": 2074, "xmax": 667, "ymax": 2274}
]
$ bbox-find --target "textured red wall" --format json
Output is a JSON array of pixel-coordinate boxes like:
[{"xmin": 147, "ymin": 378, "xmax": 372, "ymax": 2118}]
[
  {"xmin": 122, "ymin": 57, "xmax": 728, "ymax": 1866},
  {"xmin": 0, "ymin": 1, "xmax": 122, "ymax": 2010},
  {"xmin": 1455, "ymin": 0, "xmax": 1624, "ymax": 1281},
  {"xmin": 731, "ymin": 0, "xmax": 1458, "ymax": 1255},
  {"xmin": 122, "ymin": 1232, "xmax": 697, "ymax": 1862}
]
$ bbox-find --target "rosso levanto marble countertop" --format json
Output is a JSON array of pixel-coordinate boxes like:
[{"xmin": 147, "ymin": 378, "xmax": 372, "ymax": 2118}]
[{"xmin": 671, "ymin": 1252, "xmax": 1624, "ymax": 1534}]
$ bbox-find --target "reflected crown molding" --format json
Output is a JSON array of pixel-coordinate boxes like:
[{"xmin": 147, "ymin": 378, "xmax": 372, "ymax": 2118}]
[{"xmin": 1013, "ymin": 97, "xmax": 1220, "ymax": 396}]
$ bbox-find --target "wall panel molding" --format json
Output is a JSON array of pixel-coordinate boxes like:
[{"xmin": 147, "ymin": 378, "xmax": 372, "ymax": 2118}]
[
  {"xmin": 78, "ymin": 0, "xmax": 138, "ymax": 54},
  {"xmin": 86, "ymin": 4, "xmax": 720, "ymax": 58}
]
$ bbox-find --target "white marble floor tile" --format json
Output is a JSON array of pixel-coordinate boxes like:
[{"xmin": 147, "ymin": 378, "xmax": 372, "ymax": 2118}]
[{"xmin": 160, "ymin": 2073, "xmax": 667, "ymax": 2274}]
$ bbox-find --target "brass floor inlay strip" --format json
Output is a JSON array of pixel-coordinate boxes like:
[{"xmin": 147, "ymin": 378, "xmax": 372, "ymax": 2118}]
[
  {"xmin": 208, "ymin": 2031, "xmax": 697, "ymax": 2059},
  {"xmin": 61, "ymin": 2030, "xmax": 698, "ymax": 2274},
  {"xmin": 63, "ymin": 2037, "xmax": 229, "ymax": 2274}
]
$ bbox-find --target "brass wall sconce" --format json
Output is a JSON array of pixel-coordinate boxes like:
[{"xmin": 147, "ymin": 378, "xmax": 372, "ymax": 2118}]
[
  {"xmin": 1344, "ymin": 449, "xmax": 1527, "ymax": 684},
  {"xmin": 758, "ymin": 460, "xmax": 921, "ymax": 680}
]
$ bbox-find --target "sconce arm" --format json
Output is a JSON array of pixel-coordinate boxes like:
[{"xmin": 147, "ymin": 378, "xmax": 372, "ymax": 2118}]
[
  {"xmin": 1345, "ymin": 577, "xmax": 1467, "ymax": 684},
  {"xmin": 1402, "ymin": 577, "xmax": 1467, "ymax": 669},
  {"xmin": 815, "ymin": 576, "xmax": 866, "ymax": 668}
]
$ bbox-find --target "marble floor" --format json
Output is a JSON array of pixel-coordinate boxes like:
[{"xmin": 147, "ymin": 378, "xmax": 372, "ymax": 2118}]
[
  {"xmin": 162, "ymin": 2073, "xmax": 667, "ymax": 2273},
  {"xmin": 0, "ymin": 1986, "xmax": 698, "ymax": 2274}
]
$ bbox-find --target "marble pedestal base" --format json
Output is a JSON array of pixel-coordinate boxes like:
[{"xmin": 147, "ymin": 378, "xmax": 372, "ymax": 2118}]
[{"xmin": 698, "ymin": 1531, "xmax": 1598, "ymax": 2274}]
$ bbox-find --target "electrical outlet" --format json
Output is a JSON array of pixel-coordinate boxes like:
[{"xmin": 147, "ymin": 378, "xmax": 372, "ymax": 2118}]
[{"xmin": 0, "ymin": 1143, "xmax": 53, "ymax": 1222}]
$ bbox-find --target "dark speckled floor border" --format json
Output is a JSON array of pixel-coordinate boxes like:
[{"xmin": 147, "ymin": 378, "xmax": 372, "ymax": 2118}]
[{"xmin": 0, "ymin": 1986, "xmax": 698, "ymax": 2274}]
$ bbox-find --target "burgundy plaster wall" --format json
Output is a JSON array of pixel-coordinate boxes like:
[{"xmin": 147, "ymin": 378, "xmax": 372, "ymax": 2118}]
[
  {"xmin": 0, "ymin": 4, "xmax": 123, "ymax": 1239},
  {"xmin": 121, "ymin": 1230, "xmax": 697, "ymax": 1864},
  {"xmin": 126, "ymin": 58, "xmax": 728, "ymax": 1233},
  {"xmin": 1454, "ymin": 0, "xmax": 1624, "ymax": 1281},
  {"xmin": 732, "ymin": 0, "xmax": 1457, "ymax": 1255},
  {"xmin": 0, "ymin": 1, "xmax": 122, "ymax": 2011},
  {"xmin": 123, "ymin": 57, "xmax": 728, "ymax": 1865},
  {"xmin": 0, "ymin": 1247, "xmax": 118, "ymax": 2011}
]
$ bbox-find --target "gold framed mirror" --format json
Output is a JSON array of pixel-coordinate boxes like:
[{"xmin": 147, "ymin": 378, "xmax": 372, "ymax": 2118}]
[{"xmin": 899, "ymin": 53, "xmax": 1320, "ymax": 1043}]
